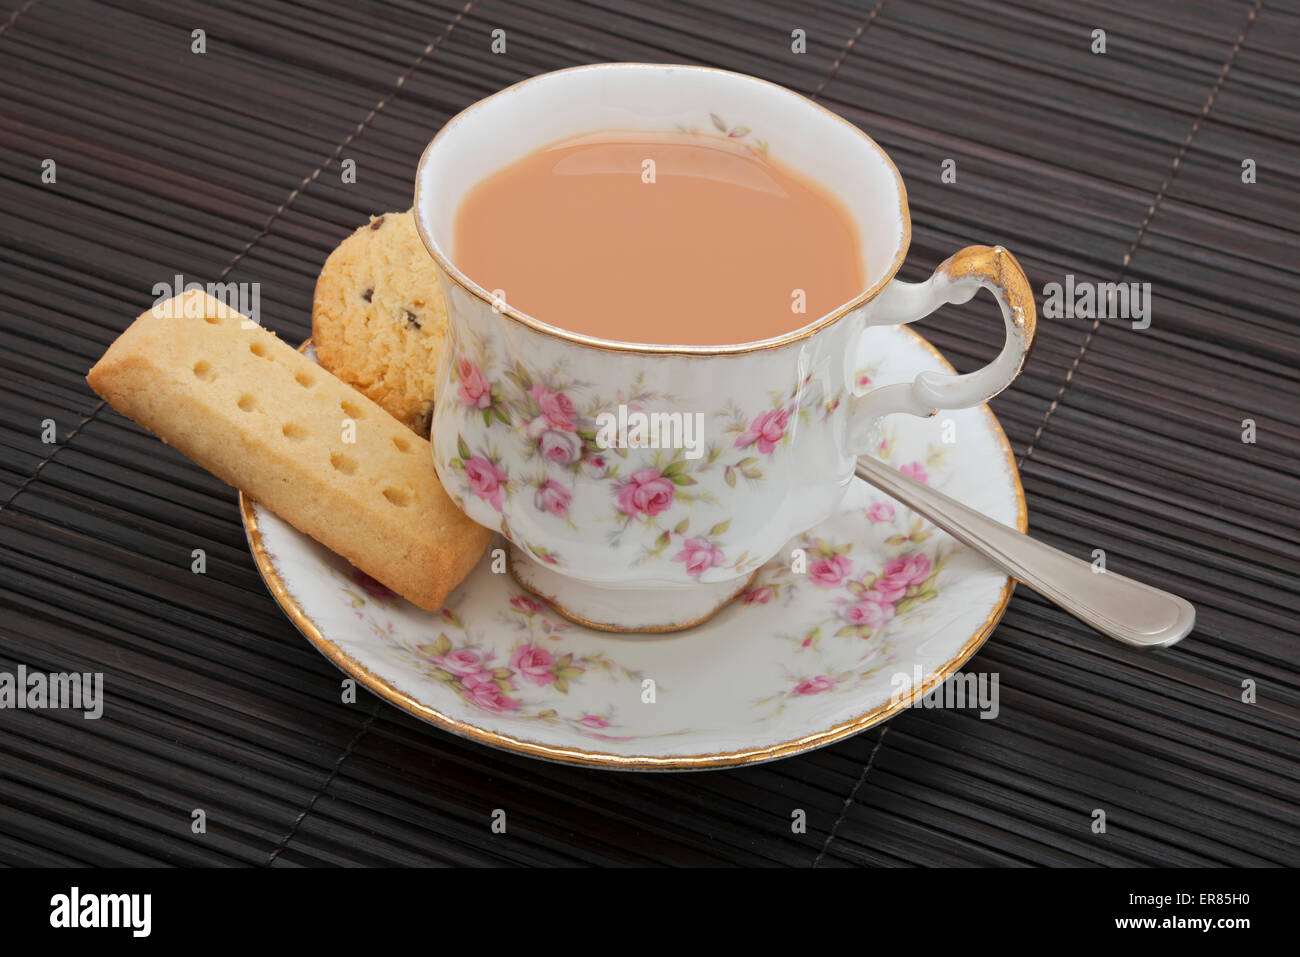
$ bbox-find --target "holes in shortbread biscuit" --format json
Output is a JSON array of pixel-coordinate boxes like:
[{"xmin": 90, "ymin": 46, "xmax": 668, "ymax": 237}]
[
  {"xmin": 203, "ymin": 315, "xmax": 222, "ymax": 325},
  {"xmin": 282, "ymin": 423, "xmax": 307, "ymax": 441},
  {"xmin": 340, "ymin": 400, "xmax": 363, "ymax": 419},
  {"xmin": 294, "ymin": 371, "xmax": 315, "ymax": 388},
  {"xmin": 250, "ymin": 341, "xmax": 268, "ymax": 358},
  {"xmin": 392, "ymin": 435, "xmax": 412, "ymax": 453},
  {"xmin": 193, "ymin": 360, "xmax": 215, "ymax": 381},
  {"xmin": 382, "ymin": 487, "xmax": 412, "ymax": 508},
  {"xmin": 330, "ymin": 452, "xmax": 358, "ymax": 475},
  {"xmin": 237, "ymin": 394, "xmax": 256, "ymax": 412}
]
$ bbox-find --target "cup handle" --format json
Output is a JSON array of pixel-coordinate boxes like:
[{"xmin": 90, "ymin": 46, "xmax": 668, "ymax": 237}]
[{"xmin": 849, "ymin": 245, "xmax": 1036, "ymax": 438}]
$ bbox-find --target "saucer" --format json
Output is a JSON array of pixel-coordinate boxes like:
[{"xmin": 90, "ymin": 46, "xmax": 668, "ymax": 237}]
[{"xmin": 241, "ymin": 326, "xmax": 1024, "ymax": 769}]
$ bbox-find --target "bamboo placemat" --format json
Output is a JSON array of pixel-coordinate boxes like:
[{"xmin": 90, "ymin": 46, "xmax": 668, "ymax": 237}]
[{"xmin": 0, "ymin": 0, "xmax": 1296, "ymax": 866}]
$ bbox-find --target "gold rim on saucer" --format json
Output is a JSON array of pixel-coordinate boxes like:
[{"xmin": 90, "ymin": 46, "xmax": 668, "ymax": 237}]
[{"xmin": 238, "ymin": 330, "xmax": 1026, "ymax": 771}]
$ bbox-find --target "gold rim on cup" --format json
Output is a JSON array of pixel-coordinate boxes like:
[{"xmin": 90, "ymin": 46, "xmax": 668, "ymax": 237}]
[{"xmin": 411, "ymin": 62, "xmax": 912, "ymax": 359}]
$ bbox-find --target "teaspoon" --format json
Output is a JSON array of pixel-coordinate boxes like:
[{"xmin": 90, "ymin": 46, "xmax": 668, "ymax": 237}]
[{"xmin": 855, "ymin": 456, "xmax": 1196, "ymax": 649}]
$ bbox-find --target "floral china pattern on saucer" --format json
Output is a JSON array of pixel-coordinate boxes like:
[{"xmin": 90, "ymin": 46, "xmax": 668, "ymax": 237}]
[{"xmin": 242, "ymin": 325, "xmax": 1025, "ymax": 769}]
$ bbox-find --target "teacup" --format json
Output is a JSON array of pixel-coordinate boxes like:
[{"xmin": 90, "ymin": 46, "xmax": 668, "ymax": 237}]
[{"xmin": 414, "ymin": 63, "xmax": 1036, "ymax": 632}]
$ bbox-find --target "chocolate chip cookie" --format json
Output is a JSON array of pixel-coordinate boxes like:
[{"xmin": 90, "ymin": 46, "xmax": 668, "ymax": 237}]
[{"xmin": 312, "ymin": 211, "xmax": 446, "ymax": 435}]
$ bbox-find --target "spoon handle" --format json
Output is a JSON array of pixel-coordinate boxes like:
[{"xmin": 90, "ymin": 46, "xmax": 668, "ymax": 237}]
[{"xmin": 854, "ymin": 456, "xmax": 1195, "ymax": 649}]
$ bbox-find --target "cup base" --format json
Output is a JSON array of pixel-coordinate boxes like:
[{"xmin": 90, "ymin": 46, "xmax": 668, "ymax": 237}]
[{"xmin": 506, "ymin": 544, "xmax": 755, "ymax": 633}]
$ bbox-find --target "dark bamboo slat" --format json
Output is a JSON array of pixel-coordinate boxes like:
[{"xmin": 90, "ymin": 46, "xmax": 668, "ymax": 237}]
[{"xmin": 0, "ymin": 0, "xmax": 1296, "ymax": 866}]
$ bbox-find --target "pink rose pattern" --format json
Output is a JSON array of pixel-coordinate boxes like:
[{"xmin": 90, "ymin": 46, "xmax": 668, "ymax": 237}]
[
  {"xmin": 529, "ymin": 384, "xmax": 577, "ymax": 431},
  {"xmin": 432, "ymin": 648, "xmax": 484, "ymax": 677},
  {"xmin": 464, "ymin": 455, "xmax": 507, "ymax": 512},
  {"xmin": 809, "ymin": 553, "xmax": 852, "ymax": 588},
  {"xmin": 756, "ymin": 543, "xmax": 941, "ymax": 705},
  {"xmin": 866, "ymin": 502, "xmax": 895, "ymax": 523},
  {"xmin": 336, "ymin": 504, "xmax": 944, "ymax": 737},
  {"xmin": 347, "ymin": 549, "xmax": 942, "ymax": 730},
  {"xmin": 460, "ymin": 672, "xmax": 519, "ymax": 712},
  {"xmin": 534, "ymin": 479, "xmax": 571, "ymax": 518},
  {"xmin": 615, "ymin": 468, "xmax": 676, "ymax": 518},
  {"xmin": 444, "ymin": 345, "xmax": 842, "ymax": 575},
  {"xmin": 509, "ymin": 595, "xmax": 545, "ymax": 614},
  {"xmin": 673, "ymin": 537, "xmax": 725, "ymax": 578},
  {"xmin": 344, "ymin": 352, "xmax": 951, "ymax": 735},
  {"xmin": 734, "ymin": 407, "xmax": 791, "ymax": 455},
  {"xmin": 830, "ymin": 551, "xmax": 934, "ymax": 638},
  {"xmin": 458, "ymin": 358, "xmax": 492, "ymax": 410},
  {"xmin": 899, "ymin": 461, "xmax": 928, "ymax": 484},
  {"xmin": 841, "ymin": 595, "xmax": 896, "ymax": 629},
  {"xmin": 510, "ymin": 642, "xmax": 562, "ymax": 687},
  {"xmin": 793, "ymin": 675, "xmax": 837, "ymax": 695},
  {"xmin": 883, "ymin": 554, "xmax": 932, "ymax": 587},
  {"xmin": 538, "ymin": 429, "xmax": 580, "ymax": 465},
  {"xmin": 406, "ymin": 608, "xmax": 623, "ymax": 726},
  {"xmin": 446, "ymin": 347, "xmax": 942, "ymax": 588}
]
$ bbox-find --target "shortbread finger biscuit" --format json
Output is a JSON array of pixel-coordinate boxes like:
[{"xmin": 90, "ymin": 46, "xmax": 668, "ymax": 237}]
[
  {"xmin": 87, "ymin": 290, "xmax": 491, "ymax": 611},
  {"xmin": 313, "ymin": 211, "xmax": 446, "ymax": 435}
]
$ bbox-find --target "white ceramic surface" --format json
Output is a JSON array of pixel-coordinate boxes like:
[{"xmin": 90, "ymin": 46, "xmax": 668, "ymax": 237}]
[
  {"xmin": 413, "ymin": 64, "xmax": 1035, "ymax": 630},
  {"xmin": 242, "ymin": 325, "xmax": 1024, "ymax": 769}
]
